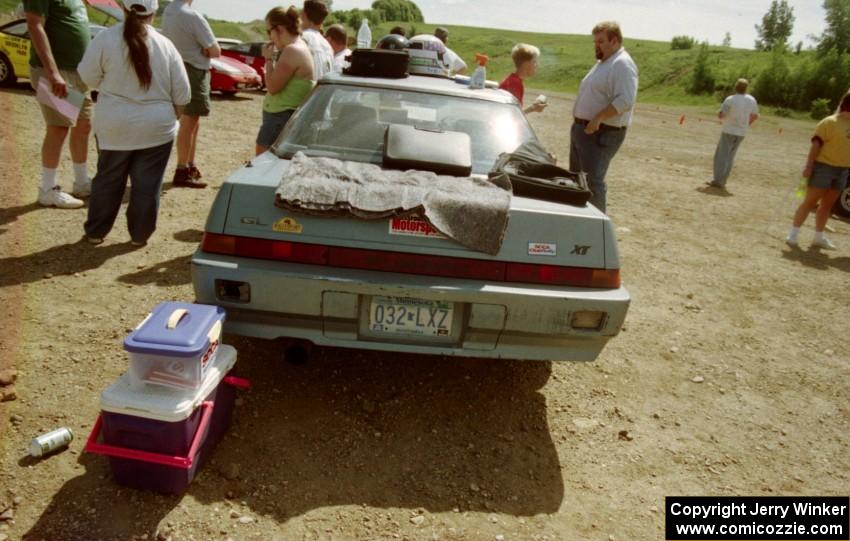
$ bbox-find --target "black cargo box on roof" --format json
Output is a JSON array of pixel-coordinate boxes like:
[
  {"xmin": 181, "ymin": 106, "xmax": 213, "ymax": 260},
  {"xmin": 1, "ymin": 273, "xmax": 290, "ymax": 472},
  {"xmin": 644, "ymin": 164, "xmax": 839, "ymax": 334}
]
[{"xmin": 343, "ymin": 49, "xmax": 409, "ymax": 79}]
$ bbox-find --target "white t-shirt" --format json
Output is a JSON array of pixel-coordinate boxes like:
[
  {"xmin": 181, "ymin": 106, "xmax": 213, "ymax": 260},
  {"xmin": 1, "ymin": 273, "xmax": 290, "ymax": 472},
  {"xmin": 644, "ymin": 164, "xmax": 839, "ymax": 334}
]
[
  {"xmin": 443, "ymin": 46, "xmax": 467, "ymax": 74},
  {"xmin": 161, "ymin": 0, "xmax": 217, "ymax": 70},
  {"xmin": 77, "ymin": 24, "xmax": 191, "ymax": 151},
  {"xmin": 573, "ymin": 48, "xmax": 639, "ymax": 128},
  {"xmin": 302, "ymin": 28, "xmax": 334, "ymax": 79},
  {"xmin": 333, "ymin": 48, "xmax": 351, "ymax": 74},
  {"xmin": 720, "ymin": 93, "xmax": 759, "ymax": 136}
]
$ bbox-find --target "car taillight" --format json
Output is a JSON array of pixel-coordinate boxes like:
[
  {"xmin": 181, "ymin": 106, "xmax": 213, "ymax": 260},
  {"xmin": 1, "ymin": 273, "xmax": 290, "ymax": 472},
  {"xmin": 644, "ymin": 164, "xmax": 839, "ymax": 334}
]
[
  {"xmin": 329, "ymin": 247, "xmax": 506, "ymax": 281},
  {"xmin": 200, "ymin": 233, "xmax": 620, "ymax": 289},
  {"xmin": 201, "ymin": 232, "xmax": 236, "ymax": 255},
  {"xmin": 505, "ymin": 263, "xmax": 620, "ymax": 288}
]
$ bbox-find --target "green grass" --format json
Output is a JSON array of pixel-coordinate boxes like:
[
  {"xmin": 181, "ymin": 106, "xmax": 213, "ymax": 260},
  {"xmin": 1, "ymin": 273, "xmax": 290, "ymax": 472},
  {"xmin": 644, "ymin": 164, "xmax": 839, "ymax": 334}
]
[{"xmin": 0, "ymin": 0, "xmax": 17, "ymax": 14}]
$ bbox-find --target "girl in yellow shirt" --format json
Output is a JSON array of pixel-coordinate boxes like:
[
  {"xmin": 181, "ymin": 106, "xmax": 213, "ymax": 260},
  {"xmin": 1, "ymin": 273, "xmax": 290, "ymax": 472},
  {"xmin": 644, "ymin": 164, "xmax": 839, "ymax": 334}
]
[{"xmin": 786, "ymin": 91, "xmax": 850, "ymax": 250}]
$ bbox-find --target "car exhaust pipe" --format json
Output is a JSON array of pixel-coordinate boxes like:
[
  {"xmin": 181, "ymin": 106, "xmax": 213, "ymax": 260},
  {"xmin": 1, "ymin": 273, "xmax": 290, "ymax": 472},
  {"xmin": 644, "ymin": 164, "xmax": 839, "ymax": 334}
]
[{"xmin": 284, "ymin": 339, "xmax": 313, "ymax": 365}]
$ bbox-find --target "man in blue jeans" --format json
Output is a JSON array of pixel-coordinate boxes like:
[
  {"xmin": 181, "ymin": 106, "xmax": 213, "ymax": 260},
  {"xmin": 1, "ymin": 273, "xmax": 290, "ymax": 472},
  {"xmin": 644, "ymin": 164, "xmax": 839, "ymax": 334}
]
[
  {"xmin": 709, "ymin": 78, "xmax": 759, "ymax": 190},
  {"xmin": 570, "ymin": 21, "xmax": 638, "ymax": 214}
]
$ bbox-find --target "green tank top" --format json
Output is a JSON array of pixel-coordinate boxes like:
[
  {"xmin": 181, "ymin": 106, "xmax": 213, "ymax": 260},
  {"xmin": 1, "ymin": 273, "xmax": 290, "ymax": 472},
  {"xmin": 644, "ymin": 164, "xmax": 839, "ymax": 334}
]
[{"xmin": 263, "ymin": 77, "xmax": 314, "ymax": 113}]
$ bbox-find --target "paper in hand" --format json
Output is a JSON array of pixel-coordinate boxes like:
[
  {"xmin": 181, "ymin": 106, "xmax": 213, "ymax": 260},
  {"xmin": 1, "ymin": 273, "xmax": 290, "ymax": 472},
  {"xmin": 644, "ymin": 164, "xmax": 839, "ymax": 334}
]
[{"xmin": 36, "ymin": 77, "xmax": 85, "ymax": 124}]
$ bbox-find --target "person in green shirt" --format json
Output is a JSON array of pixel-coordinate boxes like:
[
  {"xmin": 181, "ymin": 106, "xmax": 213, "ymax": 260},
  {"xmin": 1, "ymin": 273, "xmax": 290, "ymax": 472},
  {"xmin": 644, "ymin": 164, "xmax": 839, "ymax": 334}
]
[
  {"xmin": 24, "ymin": 0, "xmax": 93, "ymax": 209},
  {"xmin": 255, "ymin": 6, "xmax": 314, "ymax": 155}
]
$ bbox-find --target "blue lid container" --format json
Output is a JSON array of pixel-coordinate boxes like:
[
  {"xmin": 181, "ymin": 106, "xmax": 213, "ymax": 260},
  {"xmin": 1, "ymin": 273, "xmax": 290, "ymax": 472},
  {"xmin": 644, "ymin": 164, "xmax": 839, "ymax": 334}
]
[{"xmin": 124, "ymin": 302, "xmax": 226, "ymax": 358}]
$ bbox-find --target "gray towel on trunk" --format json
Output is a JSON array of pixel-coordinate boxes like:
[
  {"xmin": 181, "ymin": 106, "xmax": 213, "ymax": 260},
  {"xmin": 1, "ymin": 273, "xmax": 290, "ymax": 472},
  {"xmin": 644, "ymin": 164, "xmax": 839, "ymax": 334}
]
[{"xmin": 274, "ymin": 152, "xmax": 511, "ymax": 255}]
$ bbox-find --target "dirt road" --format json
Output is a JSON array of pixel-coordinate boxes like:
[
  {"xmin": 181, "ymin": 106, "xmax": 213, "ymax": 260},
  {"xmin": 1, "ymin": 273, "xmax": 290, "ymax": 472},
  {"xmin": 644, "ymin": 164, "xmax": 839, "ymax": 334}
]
[{"xmin": 1, "ymin": 83, "xmax": 848, "ymax": 541}]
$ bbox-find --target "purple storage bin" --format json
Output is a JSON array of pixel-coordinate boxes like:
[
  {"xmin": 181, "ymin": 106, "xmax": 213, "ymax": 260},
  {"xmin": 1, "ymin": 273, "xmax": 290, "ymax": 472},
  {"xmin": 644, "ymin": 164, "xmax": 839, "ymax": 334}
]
[{"xmin": 87, "ymin": 345, "xmax": 242, "ymax": 494}]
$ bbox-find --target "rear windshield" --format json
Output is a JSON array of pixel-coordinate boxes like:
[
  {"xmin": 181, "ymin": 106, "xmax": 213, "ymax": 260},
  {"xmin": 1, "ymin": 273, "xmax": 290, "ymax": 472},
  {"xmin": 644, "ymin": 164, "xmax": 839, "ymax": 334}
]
[{"xmin": 273, "ymin": 84, "xmax": 537, "ymax": 174}]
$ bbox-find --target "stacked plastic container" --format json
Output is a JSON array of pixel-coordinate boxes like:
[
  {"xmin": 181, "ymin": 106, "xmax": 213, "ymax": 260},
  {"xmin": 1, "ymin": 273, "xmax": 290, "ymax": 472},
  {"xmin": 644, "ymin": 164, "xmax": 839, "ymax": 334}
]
[{"xmin": 86, "ymin": 302, "xmax": 247, "ymax": 494}]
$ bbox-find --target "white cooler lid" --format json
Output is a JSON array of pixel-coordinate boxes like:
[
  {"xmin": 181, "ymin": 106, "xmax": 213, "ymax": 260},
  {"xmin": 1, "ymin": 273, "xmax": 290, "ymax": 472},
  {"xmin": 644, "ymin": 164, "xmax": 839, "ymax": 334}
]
[{"xmin": 100, "ymin": 344, "xmax": 237, "ymax": 422}]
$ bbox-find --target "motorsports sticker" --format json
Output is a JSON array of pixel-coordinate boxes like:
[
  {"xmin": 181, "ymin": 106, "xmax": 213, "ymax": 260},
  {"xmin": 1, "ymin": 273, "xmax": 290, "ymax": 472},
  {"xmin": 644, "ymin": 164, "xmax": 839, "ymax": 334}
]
[
  {"xmin": 273, "ymin": 217, "xmax": 303, "ymax": 234},
  {"xmin": 388, "ymin": 217, "xmax": 445, "ymax": 238},
  {"xmin": 528, "ymin": 242, "xmax": 557, "ymax": 256}
]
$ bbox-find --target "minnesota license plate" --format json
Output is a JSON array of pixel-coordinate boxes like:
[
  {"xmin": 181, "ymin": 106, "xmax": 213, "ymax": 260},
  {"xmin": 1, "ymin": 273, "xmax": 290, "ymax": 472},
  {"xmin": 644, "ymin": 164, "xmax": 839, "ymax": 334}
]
[{"xmin": 368, "ymin": 296, "xmax": 453, "ymax": 337}]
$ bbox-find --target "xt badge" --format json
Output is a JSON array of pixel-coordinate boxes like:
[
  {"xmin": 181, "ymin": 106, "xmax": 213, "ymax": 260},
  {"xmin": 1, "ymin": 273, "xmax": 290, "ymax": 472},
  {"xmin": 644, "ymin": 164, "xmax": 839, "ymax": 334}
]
[{"xmin": 571, "ymin": 245, "xmax": 591, "ymax": 255}]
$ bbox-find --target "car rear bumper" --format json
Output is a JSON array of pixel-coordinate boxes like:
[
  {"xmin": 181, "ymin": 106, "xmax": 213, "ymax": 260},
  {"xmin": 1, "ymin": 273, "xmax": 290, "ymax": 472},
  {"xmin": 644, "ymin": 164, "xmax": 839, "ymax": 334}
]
[
  {"xmin": 191, "ymin": 251, "xmax": 630, "ymax": 362},
  {"xmin": 213, "ymin": 74, "xmax": 262, "ymax": 92}
]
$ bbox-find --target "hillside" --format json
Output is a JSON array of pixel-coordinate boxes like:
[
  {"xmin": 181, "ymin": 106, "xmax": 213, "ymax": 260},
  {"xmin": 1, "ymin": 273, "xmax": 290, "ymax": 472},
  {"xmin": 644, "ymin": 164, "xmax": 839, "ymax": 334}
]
[
  {"xmin": 364, "ymin": 21, "xmax": 815, "ymax": 111},
  {"xmin": 0, "ymin": 1, "xmax": 818, "ymax": 115}
]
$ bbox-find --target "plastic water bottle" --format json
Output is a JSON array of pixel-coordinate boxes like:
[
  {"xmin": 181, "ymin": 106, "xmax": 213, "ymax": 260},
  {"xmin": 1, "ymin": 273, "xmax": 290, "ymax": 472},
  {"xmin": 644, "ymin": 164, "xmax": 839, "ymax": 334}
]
[{"xmin": 357, "ymin": 19, "xmax": 372, "ymax": 49}]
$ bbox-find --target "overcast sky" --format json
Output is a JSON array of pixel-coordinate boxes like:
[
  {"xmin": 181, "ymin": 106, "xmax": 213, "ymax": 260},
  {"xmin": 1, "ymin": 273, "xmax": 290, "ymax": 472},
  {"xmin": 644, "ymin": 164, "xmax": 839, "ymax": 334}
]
[{"xmin": 193, "ymin": 0, "xmax": 824, "ymax": 49}]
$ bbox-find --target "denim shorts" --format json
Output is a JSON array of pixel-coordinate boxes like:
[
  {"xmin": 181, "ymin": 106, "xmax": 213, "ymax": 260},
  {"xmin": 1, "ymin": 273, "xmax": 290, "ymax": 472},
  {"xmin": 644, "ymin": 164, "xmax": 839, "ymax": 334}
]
[
  {"xmin": 256, "ymin": 109, "xmax": 294, "ymax": 148},
  {"xmin": 809, "ymin": 162, "xmax": 849, "ymax": 191}
]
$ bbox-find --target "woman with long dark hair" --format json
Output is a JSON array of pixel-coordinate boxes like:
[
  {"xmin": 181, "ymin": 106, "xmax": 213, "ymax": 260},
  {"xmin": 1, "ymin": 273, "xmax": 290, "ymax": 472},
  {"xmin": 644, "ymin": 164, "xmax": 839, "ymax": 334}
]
[
  {"xmin": 77, "ymin": 0, "xmax": 190, "ymax": 246},
  {"xmin": 256, "ymin": 6, "xmax": 314, "ymax": 155}
]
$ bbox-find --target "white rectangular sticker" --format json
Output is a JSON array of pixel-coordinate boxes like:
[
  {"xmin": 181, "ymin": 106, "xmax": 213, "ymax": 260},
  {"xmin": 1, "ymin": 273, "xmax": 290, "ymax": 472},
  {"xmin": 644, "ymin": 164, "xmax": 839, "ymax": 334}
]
[
  {"xmin": 388, "ymin": 217, "xmax": 446, "ymax": 238},
  {"xmin": 402, "ymin": 103, "xmax": 437, "ymax": 122},
  {"xmin": 528, "ymin": 242, "xmax": 557, "ymax": 256}
]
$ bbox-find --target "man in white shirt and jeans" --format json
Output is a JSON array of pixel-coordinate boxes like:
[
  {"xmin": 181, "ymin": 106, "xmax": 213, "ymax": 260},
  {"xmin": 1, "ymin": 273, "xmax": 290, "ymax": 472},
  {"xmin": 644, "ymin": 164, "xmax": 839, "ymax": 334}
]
[
  {"xmin": 570, "ymin": 21, "xmax": 638, "ymax": 213},
  {"xmin": 709, "ymin": 78, "xmax": 759, "ymax": 189}
]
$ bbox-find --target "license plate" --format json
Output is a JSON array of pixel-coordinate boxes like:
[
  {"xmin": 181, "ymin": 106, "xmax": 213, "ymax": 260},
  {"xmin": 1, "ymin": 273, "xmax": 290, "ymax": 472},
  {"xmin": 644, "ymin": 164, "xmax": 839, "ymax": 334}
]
[{"xmin": 368, "ymin": 296, "xmax": 453, "ymax": 337}]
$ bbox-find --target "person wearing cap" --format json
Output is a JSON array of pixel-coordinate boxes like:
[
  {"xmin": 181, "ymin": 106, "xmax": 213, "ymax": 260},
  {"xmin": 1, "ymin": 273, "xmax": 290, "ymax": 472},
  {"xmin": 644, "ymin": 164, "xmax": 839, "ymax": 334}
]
[
  {"xmin": 570, "ymin": 21, "xmax": 638, "ymax": 213},
  {"xmin": 433, "ymin": 26, "xmax": 467, "ymax": 75},
  {"xmin": 77, "ymin": 0, "xmax": 191, "ymax": 246},
  {"xmin": 23, "ymin": 0, "xmax": 93, "ymax": 209},
  {"xmin": 300, "ymin": 0, "xmax": 334, "ymax": 79},
  {"xmin": 499, "ymin": 43, "xmax": 547, "ymax": 115},
  {"xmin": 161, "ymin": 0, "xmax": 221, "ymax": 188},
  {"xmin": 324, "ymin": 23, "xmax": 350, "ymax": 74}
]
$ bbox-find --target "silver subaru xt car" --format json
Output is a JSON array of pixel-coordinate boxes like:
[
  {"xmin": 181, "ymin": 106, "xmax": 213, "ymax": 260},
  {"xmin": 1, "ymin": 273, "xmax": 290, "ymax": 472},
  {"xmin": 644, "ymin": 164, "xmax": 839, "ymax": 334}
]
[{"xmin": 192, "ymin": 73, "xmax": 630, "ymax": 361}]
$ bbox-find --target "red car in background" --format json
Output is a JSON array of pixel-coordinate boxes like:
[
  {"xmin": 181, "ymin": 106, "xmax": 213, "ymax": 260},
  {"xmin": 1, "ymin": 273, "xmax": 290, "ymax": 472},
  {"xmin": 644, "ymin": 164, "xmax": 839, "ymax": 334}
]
[
  {"xmin": 218, "ymin": 38, "xmax": 267, "ymax": 88},
  {"xmin": 209, "ymin": 55, "xmax": 262, "ymax": 95}
]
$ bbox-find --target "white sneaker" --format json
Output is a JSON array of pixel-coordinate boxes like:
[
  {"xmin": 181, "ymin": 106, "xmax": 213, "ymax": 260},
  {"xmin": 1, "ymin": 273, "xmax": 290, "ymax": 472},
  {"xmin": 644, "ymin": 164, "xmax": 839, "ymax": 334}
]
[
  {"xmin": 811, "ymin": 237, "xmax": 837, "ymax": 250},
  {"xmin": 785, "ymin": 236, "xmax": 798, "ymax": 247},
  {"xmin": 38, "ymin": 186, "xmax": 84, "ymax": 209},
  {"xmin": 72, "ymin": 178, "xmax": 92, "ymax": 199}
]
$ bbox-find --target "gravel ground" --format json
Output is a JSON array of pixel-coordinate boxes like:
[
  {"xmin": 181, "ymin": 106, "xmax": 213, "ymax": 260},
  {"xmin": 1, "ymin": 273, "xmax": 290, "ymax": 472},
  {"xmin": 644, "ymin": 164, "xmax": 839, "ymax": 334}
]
[{"xmin": 1, "ymin": 82, "xmax": 848, "ymax": 541}]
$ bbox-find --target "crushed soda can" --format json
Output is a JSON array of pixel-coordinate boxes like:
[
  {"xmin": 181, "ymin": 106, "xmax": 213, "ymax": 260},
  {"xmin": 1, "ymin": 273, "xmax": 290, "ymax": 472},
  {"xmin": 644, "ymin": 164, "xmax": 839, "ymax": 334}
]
[{"xmin": 29, "ymin": 427, "xmax": 73, "ymax": 458}]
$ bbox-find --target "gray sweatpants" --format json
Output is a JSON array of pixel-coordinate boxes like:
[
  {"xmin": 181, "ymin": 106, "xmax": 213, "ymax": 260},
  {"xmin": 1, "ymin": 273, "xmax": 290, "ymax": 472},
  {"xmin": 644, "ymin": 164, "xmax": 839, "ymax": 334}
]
[{"xmin": 712, "ymin": 132, "xmax": 745, "ymax": 187}]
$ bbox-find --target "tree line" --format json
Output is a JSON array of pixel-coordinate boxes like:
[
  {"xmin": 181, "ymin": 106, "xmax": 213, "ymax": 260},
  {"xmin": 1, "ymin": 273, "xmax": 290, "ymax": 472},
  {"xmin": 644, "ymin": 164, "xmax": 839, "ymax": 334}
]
[
  {"xmin": 682, "ymin": 0, "xmax": 850, "ymax": 117},
  {"xmin": 326, "ymin": 0, "xmax": 424, "ymax": 31}
]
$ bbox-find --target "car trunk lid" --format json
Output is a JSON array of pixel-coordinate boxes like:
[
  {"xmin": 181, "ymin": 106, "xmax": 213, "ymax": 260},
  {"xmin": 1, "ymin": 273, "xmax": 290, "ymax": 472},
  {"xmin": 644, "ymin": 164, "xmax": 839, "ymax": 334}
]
[{"xmin": 205, "ymin": 155, "xmax": 619, "ymax": 287}]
